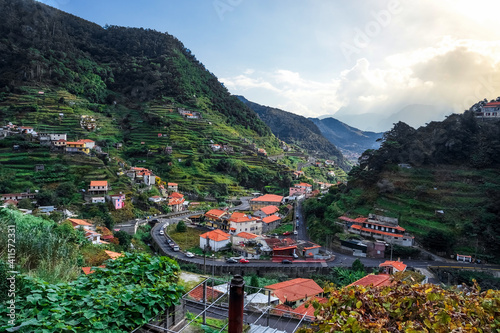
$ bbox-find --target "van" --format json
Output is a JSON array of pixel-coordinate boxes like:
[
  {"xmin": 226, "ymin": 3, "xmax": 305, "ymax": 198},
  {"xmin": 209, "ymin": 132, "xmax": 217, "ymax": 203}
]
[{"xmin": 173, "ymin": 245, "xmax": 180, "ymax": 252}]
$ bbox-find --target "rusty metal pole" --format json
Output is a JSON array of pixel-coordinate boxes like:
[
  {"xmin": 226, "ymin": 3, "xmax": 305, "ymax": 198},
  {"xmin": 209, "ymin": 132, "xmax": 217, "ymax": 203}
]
[{"xmin": 228, "ymin": 275, "xmax": 245, "ymax": 333}]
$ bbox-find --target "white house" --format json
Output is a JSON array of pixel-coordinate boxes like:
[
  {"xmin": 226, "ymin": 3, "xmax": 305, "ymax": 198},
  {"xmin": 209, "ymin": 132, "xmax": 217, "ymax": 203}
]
[
  {"xmin": 91, "ymin": 197, "xmax": 105, "ymax": 204},
  {"xmin": 228, "ymin": 212, "xmax": 262, "ymax": 235},
  {"xmin": 199, "ymin": 229, "xmax": 230, "ymax": 252},
  {"xmin": 148, "ymin": 196, "xmax": 163, "ymax": 203}
]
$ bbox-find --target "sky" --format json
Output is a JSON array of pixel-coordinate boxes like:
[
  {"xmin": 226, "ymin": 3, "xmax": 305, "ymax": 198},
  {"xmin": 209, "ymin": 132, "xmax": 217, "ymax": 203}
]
[{"xmin": 37, "ymin": 0, "xmax": 500, "ymax": 131}]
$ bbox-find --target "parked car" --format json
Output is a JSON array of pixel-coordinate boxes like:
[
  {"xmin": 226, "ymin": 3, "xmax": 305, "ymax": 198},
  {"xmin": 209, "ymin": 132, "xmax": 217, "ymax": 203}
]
[
  {"xmin": 226, "ymin": 258, "xmax": 238, "ymax": 264},
  {"xmin": 172, "ymin": 245, "xmax": 180, "ymax": 252},
  {"xmin": 159, "ymin": 230, "xmax": 164, "ymax": 235},
  {"xmin": 283, "ymin": 231, "xmax": 291, "ymax": 236},
  {"xmin": 239, "ymin": 258, "xmax": 249, "ymax": 264},
  {"xmin": 185, "ymin": 252, "xmax": 195, "ymax": 258},
  {"xmin": 293, "ymin": 230, "xmax": 298, "ymax": 235},
  {"xmin": 282, "ymin": 259, "xmax": 292, "ymax": 264}
]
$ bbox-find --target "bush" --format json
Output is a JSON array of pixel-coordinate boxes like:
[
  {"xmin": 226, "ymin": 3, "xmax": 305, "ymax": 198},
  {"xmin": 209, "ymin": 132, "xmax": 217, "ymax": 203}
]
[{"xmin": 176, "ymin": 220, "xmax": 187, "ymax": 233}]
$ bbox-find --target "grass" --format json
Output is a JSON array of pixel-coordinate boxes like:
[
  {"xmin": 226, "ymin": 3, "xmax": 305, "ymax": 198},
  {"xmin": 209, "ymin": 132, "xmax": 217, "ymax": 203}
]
[
  {"xmin": 167, "ymin": 225, "xmax": 204, "ymax": 251},
  {"xmin": 272, "ymin": 223, "xmax": 294, "ymax": 234}
]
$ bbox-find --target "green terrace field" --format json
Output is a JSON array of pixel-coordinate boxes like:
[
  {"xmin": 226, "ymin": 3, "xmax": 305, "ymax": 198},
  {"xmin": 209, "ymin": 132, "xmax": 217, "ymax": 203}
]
[
  {"xmin": 0, "ymin": 87, "xmax": 296, "ymax": 196},
  {"xmin": 347, "ymin": 165, "xmax": 500, "ymax": 260}
]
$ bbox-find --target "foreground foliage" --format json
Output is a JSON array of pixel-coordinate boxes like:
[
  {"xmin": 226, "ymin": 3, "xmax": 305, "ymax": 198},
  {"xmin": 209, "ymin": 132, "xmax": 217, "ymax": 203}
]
[
  {"xmin": 1, "ymin": 252, "xmax": 184, "ymax": 332},
  {"xmin": 299, "ymin": 281, "xmax": 500, "ymax": 332}
]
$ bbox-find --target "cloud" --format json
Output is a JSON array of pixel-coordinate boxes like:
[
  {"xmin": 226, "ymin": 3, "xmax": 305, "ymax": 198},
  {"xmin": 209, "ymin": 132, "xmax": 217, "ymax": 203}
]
[{"xmin": 223, "ymin": 37, "xmax": 500, "ymax": 131}]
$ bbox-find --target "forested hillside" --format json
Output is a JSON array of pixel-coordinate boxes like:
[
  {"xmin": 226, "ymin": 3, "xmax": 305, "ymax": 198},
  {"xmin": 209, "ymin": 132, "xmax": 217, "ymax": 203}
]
[
  {"xmin": 304, "ymin": 111, "xmax": 500, "ymax": 263},
  {"xmin": 237, "ymin": 96, "xmax": 350, "ymax": 170},
  {"xmin": 309, "ymin": 117, "xmax": 382, "ymax": 162},
  {"xmin": 0, "ymin": 0, "xmax": 300, "ymax": 202}
]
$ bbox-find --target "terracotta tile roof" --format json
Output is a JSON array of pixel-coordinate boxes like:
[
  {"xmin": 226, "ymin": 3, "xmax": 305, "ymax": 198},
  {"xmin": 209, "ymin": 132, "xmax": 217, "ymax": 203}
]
[
  {"xmin": 339, "ymin": 216, "xmax": 367, "ymax": 223},
  {"xmin": 200, "ymin": 229, "xmax": 230, "ymax": 242},
  {"xmin": 303, "ymin": 244, "xmax": 321, "ymax": 250},
  {"xmin": 484, "ymin": 102, "xmax": 500, "ymax": 107},
  {"xmin": 167, "ymin": 182, "xmax": 178, "ymax": 186},
  {"xmin": 68, "ymin": 218, "xmax": 93, "ymax": 227},
  {"xmin": 272, "ymin": 245, "xmax": 297, "ymax": 251},
  {"xmin": 104, "ymin": 250, "xmax": 123, "ymax": 260},
  {"xmin": 347, "ymin": 274, "xmax": 392, "ymax": 287},
  {"xmin": 78, "ymin": 139, "xmax": 95, "ymax": 143},
  {"xmin": 250, "ymin": 194, "xmax": 284, "ymax": 203},
  {"xmin": 271, "ymin": 304, "xmax": 295, "ymax": 316},
  {"xmin": 379, "ymin": 260, "xmax": 407, "ymax": 272},
  {"xmin": 236, "ymin": 232, "xmax": 259, "ymax": 239},
  {"xmin": 90, "ymin": 180, "xmax": 108, "ymax": 187},
  {"xmin": 293, "ymin": 297, "xmax": 328, "ymax": 317},
  {"xmin": 205, "ymin": 209, "xmax": 227, "ymax": 219},
  {"xmin": 262, "ymin": 215, "xmax": 281, "ymax": 224},
  {"xmin": 265, "ymin": 278, "xmax": 323, "ymax": 303},
  {"xmin": 169, "ymin": 192, "xmax": 184, "ymax": 199},
  {"xmin": 260, "ymin": 205, "xmax": 279, "ymax": 215},
  {"xmin": 296, "ymin": 182, "xmax": 312, "ymax": 187},
  {"xmin": 81, "ymin": 265, "xmax": 105, "ymax": 275},
  {"xmin": 350, "ymin": 224, "xmax": 411, "ymax": 238},
  {"xmin": 66, "ymin": 141, "xmax": 85, "ymax": 145},
  {"xmin": 188, "ymin": 284, "xmax": 224, "ymax": 302},
  {"xmin": 229, "ymin": 214, "xmax": 259, "ymax": 223}
]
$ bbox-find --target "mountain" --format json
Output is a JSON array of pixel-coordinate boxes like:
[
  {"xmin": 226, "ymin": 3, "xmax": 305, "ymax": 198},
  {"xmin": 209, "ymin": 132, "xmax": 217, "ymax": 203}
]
[
  {"xmin": 0, "ymin": 0, "xmax": 298, "ymax": 199},
  {"xmin": 236, "ymin": 96, "xmax": 350, "ymax": 170},
  {"xmin": 308, "ymin": 117, "xmax": 382, "ymax": 162},
  {"xmin": 323, "ymin": 104, "xmax": 452, "ymax": 132}
]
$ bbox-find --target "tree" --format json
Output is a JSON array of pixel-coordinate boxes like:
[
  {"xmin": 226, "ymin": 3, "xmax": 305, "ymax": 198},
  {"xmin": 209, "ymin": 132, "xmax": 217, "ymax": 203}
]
[
  {"xmin": 250, "ymin": 275, "xmax": 259, "ymax": 288},
  {"xmin": 351, "ymin": 258, "xmax": 364, "ymax": 272},
  {"xmin": 114, "ymin": 230, "xmax": 132, "ymax": 250},
  {"xmin": 17, "ymin": 198, "xmax": 33, "ymax": 210},
  {"xmin": 176, "ymin": 220, "xmax": 187, "ymax": 233}
]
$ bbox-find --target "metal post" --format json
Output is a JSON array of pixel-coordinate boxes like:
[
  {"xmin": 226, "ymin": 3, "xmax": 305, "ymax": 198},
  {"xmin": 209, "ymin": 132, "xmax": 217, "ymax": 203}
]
[
  {"xmin": 266, "ymin": 292, "xmax": 271, "ymax": 326},
  {"xmin": 228, "ymin": 275, "xmax": 245, "ymax": 333},
  {"xmin": 202, "ymin": 280, "xmax": 207, "ymax": 325}
]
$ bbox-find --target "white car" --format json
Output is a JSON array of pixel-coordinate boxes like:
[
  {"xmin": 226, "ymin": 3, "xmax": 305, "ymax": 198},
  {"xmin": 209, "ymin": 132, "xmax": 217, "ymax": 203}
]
[
  {"xmin": 293, "ymin": 230, "xmax": 298, "ymax": 235},
  {"xmin": 185, "ymin": 252, "xmax": 195, "ymax": 258},
  {"xmin": 159, "ymin": 230, "xmax": 164, "ymax": 235}
]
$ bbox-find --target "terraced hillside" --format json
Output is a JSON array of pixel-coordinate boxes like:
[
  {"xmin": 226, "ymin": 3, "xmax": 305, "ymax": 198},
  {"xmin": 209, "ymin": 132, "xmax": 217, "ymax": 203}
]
[{"xmin": 0, "ymin": 86, "xmax": 294, "ymax": 197}]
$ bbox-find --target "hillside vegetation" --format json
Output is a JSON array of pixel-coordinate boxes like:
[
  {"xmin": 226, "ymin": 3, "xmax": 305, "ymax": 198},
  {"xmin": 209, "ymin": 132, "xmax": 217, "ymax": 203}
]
[
  {"xmin": 237, "ymin": 96, "xmax": 350, "ymax": 170},
  {"xmin": 0, "ymin": 0, "xmax": 304, "ymax": 201},
  {"xmin": 305, "ymin": 111, "xmax": 500, "ymax": 263}
]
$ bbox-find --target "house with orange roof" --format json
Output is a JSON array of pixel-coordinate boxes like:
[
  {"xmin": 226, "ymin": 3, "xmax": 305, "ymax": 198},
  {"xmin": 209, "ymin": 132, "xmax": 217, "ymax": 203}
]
[
  {"xmin": 347, "ymin": 274, "xmax": 392, "ymax": 287},
  {"xmin": 204, "ymin": 209, "xmax": 229, "ymax": 230},
  {"xmin": 104, "ymin": 250, "xmax": 123, "ymax": 260},
  {"xmin": 68, "ymin": 218, "xmax": 94, "ymax": 231},
  {"xmin": 167, "ymin": 192, "xmax": 185, "ymax": 212},
  {"xmin": 302, "ymin": 243, "xmax": 321, "ymax": 257},
  {"xmin": 250, "ymin": 194, "xmax": 284, "ymax": 210},
  {"xmin": 77, "ymin": 139, "xmax": 95, "ymax": 149},
  {"xmin": 265, "ymin": 278, "xmax": 324, "ymax": 306},
  {"xmin": 261, "ymin": 215, "xmax": 281, "ymax": 233},
  {"xmin": 228, "ymin": 212, "xmax": 262, "ymax": 235},
  {"xmin": 477, "ymin": 101, "xmax": 500, "ymax": 120},
  {"xmin": 254, "ymin": 205, "xmax": 279, "ymax": 219},
  {"xmin": 289, "ymin": 182, "xmax": 312, "ymax": 197},
  {"xmin": 127, "ymin": 167, "xmax": 156, "ymax": 186},
  {"xmin": 199, "ymin": 229, "xmax": 230, "ymax": 252},
  {"xmin": 379, "ymin": 260, "xmax": 407, "ymax": 274},
  {"xmin": 167, "ymin": 182, "xmax": 178, "ymax": 192},
  {"xmin": 89, "ymin": 180, "xmax": 108, "ymax": 194},
  {"xmin": 293, "ymin": 170, "xmax": 305, "ymax": 179},
  {"xmin": 235, "ymin": 232, "xmax": 259, "ymax": 240},
  {"xmin": 65, "ymin": 141, "xmax": 90, "ymax": 155},
  {"xmin": 343, "ymin": 213, "xmax": 414, "ymax": 247},
  {"xmin": 84, "ymin": 229, "xmax": 101, "ymax": 244}
]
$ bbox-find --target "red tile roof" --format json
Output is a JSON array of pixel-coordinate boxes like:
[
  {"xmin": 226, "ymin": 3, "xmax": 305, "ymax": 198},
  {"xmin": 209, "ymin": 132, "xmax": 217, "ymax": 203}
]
[
  {"xmin": 205, "ymin": 209, "xmax": 227, "ymax": 219},
  {"xmin": 236, "ymin": 232, "xmax": 259, "ymax": 239},
  {"xmin": 265, "ymin": 278, "xmax": 323, "ymax": 303},
  {"xmin": 229, "ymin": 214, "xmax": 260, "ymax": 223},
  {"xmin": 484, "ymin": 102, "xmax": 500, "ymax": 107},
  {"xmin": 293, "ymin": 297, "xmax": 328, "ymax": 317},
  {"xmin": 81, "ymin": 265, "xmax": 105, "ymax": 275},
  {"xmin": 90, "ymin": 181, "xmax": 108, "ymax": 187},
  {"xmin": 200, "ymin": 229, "xmax": 230, "ymax": 242},
  {"xmin": 303, "ymin": 244, "xmax": 321, "ymax": 250},
  {"xmin": 347, "ymin": 274, "xmax": 392, "ymax": 287},
  {"xmin": 260, "ymin": 205, "xmax": 279, "ymax": 215},
  {"xmin": 104, "ymin": 250, "xmax": 123, "ymax": 260},
  {"xmin": 250, "ymin": 194, "xmax": 284, "ymax": 203},
  {"xmin": 296, "ymin": 182, "xmax": 312, "ymax": 187},
  {"xmin": 169, "ymin": 192, "xmax": 184, "ymax": 199},
  {"xmin": 78, "ymin": 139, "xmax": 95, "ymax": 143},
  {"xmin": 379, "ymin": 261, "xmax": 407, "ymax": 272},
  {"xmin": 167, "ymin": 182, "xmax": 178, "ymax": 186},
  {"xmin": 68, "ymin": 218, "xmax": 93, "ymax": 227},
  {"xmin": 350, "ymin": 224, "xmax": 409, "ymax": 238},
  {"xmin": 339, "ymin": 216, "xmax": 368, "ymax": 223},
  {"xmin": 188, "ymin": 284, "xmax": 224, "ymax": 302},
  {"xmin": 262, "ymin": 215, "xmax": 281, "ymax": 224}
]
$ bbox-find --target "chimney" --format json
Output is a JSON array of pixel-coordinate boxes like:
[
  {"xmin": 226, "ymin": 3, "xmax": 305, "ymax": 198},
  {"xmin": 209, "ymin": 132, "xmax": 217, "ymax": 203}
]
[{"xmin": 228, "ymin": 275, "xmax": 245, "ymax": 333}]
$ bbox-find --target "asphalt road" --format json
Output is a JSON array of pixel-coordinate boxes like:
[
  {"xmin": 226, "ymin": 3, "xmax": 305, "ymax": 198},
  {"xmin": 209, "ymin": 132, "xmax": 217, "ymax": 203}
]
[{"xmin": 149, "ymin": 198, "xmax": 500, "ymax": 273}]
